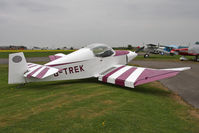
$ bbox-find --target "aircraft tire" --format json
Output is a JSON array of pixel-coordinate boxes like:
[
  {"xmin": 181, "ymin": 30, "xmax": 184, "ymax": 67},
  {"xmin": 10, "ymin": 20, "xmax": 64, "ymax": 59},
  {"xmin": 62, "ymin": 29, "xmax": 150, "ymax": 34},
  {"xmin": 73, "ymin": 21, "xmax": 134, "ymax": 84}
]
[
  {"xmin": 144, "ymin": 54, "xmax": 149, "ymax": 58},
  {"xmin": 160, "ymin": 52, "xmax": 164, "ymax": 55}
]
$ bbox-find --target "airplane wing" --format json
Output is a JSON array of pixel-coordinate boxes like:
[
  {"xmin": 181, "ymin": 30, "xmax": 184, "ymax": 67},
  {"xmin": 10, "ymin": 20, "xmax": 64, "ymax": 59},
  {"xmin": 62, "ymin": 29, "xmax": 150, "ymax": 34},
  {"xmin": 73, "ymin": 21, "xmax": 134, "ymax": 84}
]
[
  {"xmin": 98, "ymin": 65, "xmax": 190, "ymax": 88},
  {"xmin": 24, "ymin": 63, "xmax": 59, "ymax": 79},
  {"xmin": 146, "ymin": 44, "xmax": 157, "ymax": 47}
]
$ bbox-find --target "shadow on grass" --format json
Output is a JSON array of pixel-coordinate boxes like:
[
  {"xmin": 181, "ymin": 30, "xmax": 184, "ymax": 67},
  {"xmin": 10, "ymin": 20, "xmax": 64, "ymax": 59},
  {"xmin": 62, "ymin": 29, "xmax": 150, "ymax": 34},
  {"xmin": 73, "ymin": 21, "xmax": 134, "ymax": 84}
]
[
  {"xmin": 14, "ymin": 78, "xmax": 170, "ymax": 97},
  {"xmin": 16, "ymin": 78, "xmax": 99, "ymax": 90},
  {"xmin": 97, "ymin": 80, "xmax": 170, "ymax": 97}
]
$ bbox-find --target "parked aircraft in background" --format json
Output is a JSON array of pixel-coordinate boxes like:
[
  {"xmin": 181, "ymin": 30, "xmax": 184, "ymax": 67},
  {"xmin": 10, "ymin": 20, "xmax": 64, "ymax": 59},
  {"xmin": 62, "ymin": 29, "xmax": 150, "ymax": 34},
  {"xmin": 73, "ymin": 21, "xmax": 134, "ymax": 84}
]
[
  {"xmin": 9, "ymin": 43, "xmax": 190, "ymax": 88},
  {"xmin": 140, "ymin": 44, "xmax": 178, "ymax": 58},
  {"xmin": 171, "ymin": 43, "xmax": 199, "ymax": 61},
  {"xmin": 159, "ymin": 45, "xmax": 178, "ymax": 55}
]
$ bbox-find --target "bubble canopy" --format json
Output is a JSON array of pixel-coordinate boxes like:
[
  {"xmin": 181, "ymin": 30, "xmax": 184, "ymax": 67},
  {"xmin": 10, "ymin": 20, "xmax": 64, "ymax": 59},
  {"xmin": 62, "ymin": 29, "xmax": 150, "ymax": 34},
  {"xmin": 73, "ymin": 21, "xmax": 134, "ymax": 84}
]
[{"xmin": 86, "ymin": 43, "xmax": 115, "ymax": 57}]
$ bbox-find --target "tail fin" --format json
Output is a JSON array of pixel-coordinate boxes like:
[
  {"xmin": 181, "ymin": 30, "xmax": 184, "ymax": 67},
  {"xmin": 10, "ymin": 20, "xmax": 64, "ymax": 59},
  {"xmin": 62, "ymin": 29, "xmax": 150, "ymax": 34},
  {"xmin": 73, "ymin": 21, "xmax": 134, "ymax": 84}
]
[
  {"xmin": 8, "ymin": 52, "xmax": 28, "ymax": 84},
  {"xmin": 135, "ymin": 46, "xmax": 144, "ymax": 53}
]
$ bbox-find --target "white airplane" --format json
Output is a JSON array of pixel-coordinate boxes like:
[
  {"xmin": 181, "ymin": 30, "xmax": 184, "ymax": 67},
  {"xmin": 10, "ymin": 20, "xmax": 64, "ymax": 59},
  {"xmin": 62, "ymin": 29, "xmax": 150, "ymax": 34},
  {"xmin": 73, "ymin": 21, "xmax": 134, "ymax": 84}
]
[
  {"xmin": 139, "ymin": 44, "xmax": 177, "ymax": 58},
  {"xmin": 9, "ymin": 43, "xmax": 190, "ymax": 88}
]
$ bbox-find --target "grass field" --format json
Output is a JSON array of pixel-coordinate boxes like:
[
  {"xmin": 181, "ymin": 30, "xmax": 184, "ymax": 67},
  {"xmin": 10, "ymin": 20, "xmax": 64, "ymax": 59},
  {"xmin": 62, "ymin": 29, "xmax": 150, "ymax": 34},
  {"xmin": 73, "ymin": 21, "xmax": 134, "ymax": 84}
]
[{"xmin": 0, "ymin": 63, "xmax": 199, "ymax": 133}]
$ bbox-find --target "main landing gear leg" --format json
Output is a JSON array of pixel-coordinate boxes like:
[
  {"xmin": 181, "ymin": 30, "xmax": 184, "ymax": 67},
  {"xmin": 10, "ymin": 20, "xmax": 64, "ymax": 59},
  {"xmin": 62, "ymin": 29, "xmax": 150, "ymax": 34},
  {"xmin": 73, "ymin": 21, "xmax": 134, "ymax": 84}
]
[{"xmin": 195, "ymin": 55, "xmax": 199, "ymax": 62}]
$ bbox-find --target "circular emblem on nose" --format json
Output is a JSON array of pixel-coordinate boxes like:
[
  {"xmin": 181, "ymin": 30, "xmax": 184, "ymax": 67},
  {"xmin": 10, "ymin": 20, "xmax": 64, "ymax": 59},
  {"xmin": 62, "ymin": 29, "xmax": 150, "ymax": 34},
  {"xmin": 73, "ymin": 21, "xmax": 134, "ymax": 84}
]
[{"xmin": 12, "ymin": 56, "xmax": 22, "ymax": 63}]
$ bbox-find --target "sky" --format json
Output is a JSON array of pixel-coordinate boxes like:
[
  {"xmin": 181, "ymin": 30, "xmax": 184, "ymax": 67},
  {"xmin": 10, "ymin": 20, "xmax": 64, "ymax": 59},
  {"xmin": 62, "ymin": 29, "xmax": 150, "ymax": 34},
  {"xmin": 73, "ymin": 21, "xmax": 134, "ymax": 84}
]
[{"xmin": 0, "ymin": 0, "xmax": 199, "ymax": 48}]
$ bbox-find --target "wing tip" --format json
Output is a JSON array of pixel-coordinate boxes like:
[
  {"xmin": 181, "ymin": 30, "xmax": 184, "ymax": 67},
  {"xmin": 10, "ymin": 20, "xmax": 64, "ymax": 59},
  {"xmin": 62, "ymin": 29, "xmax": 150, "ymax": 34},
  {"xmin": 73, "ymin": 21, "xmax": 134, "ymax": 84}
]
[{"xmin": 162, "ymin": 67, "xmax": 191, "ymax": 71}]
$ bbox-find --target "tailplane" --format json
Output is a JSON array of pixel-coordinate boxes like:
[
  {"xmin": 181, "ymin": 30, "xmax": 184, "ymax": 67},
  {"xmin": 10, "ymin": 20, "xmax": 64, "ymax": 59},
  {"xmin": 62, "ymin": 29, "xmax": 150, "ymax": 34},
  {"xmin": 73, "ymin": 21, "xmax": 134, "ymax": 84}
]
[{"xmin": 8, "ymin": 52, "xmax": 28, "ymax": 84}]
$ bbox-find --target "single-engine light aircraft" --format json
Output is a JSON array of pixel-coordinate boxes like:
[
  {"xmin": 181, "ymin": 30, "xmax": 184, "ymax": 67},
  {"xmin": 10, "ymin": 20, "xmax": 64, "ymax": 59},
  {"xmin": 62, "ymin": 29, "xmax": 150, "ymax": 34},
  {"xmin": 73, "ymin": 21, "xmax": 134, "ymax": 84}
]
[
  {"xmin": 9, "ymin": 43, "xmax": 190, "ymax": 88},
  {"xmin": 140, "ymin": 44, "xmax": 178, "ymax": 58}
]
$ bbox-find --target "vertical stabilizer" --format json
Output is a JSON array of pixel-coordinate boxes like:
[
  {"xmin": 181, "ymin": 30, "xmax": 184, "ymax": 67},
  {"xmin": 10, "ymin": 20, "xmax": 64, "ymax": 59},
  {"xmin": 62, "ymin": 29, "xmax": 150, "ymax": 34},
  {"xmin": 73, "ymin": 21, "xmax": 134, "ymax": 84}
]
[{"xmin": 8, "ymin": 52, "xmax": 27, "ymax": 84}]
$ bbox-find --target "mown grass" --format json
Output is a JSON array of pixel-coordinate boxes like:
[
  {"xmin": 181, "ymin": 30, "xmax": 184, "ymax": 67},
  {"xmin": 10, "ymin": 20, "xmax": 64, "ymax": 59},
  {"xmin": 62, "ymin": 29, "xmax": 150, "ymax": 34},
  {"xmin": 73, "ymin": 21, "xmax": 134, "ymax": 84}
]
[{"xmin": 0, "ymin": 64, "xmax": 199, "ymax": 133}]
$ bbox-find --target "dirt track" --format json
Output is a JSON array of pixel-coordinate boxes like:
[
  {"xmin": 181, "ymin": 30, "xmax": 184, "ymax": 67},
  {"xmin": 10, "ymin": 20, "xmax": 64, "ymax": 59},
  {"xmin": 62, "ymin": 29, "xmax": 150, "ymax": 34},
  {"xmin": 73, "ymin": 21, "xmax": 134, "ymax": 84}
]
[{"xmin": 1, "ymin": 57, "xmax": 199, "ymax": 108}]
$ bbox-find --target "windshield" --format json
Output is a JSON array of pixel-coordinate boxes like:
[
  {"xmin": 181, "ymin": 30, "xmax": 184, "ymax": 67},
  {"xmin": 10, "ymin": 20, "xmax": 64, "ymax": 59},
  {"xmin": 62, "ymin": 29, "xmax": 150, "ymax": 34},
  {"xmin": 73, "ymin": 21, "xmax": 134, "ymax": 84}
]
[{"xmin": 86, "ymin": 43, "xmax": 114, "ymax": 57}]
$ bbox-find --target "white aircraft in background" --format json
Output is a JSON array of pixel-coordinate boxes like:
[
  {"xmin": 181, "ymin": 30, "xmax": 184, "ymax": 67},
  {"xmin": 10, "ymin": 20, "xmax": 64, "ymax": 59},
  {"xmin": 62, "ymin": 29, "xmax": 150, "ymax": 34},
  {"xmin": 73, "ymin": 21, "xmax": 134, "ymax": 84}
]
[
  {"xmin": 139, "ymin": 44, "xmax": 178, "ymax": 58},
  {"xmin": 9, "ymin": 43, "xmax": 190, "ymax": 88}
]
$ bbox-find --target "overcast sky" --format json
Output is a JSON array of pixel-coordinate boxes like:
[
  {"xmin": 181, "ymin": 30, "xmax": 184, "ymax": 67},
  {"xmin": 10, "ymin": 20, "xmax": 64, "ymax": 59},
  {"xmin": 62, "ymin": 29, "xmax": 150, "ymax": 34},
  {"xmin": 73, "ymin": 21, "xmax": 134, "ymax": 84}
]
[{"xmin": 0, "ymin": 0, "xmax": 199, "ymax": 48}]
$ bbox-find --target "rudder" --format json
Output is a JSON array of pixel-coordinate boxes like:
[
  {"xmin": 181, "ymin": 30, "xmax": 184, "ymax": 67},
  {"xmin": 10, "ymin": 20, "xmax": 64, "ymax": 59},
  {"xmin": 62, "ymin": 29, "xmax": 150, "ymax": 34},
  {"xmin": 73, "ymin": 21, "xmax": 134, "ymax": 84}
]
[{"xmin": 8, "ymin": 52, "xmax": 28, "ymax": 84}]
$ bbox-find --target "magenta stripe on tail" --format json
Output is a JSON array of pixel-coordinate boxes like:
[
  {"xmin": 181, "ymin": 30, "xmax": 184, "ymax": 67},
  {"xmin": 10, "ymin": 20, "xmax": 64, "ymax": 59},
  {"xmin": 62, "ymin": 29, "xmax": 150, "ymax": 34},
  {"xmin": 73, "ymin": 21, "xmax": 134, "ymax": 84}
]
[
  {"xmin": 36, "ymin": 68, "xmax": 50, "ymax": 79},
  {"xmin": 28, "ymin": 64, "xmax": 38, "ymax": 68},
  {"xmin": 102, "ymin": 66, "xmax": 125, "ymax": 82},
  {"xmin": 115, "ymin": 67, "xmax": 137, "ymax": 86},
  {"xmin": 27, "ymin": 66, "xmax": 42, "ymax": 78}
]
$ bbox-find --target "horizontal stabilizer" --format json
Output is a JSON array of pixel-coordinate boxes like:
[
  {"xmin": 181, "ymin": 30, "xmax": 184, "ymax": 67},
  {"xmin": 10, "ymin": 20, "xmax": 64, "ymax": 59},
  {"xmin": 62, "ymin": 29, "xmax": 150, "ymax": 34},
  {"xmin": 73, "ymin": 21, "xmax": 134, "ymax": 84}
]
[
  {"xmin": 24, "ymin": 63, "xmax": 59, "ymax": 79},
  {"xmin": 98, "ymin": 65, "xmax": 190, "ymax": 88}
]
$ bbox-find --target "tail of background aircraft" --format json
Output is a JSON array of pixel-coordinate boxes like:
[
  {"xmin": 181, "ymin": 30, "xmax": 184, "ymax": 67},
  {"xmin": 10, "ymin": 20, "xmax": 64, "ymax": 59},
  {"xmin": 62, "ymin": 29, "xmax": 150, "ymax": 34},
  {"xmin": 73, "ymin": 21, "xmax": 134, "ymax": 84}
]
[
  {"xmin": 135, "ymin": 46, "xmax": 144, "ymax": 53},
  {"xmin": 8, "ymin": 52, "xmax": 28, "ymax": 84}
]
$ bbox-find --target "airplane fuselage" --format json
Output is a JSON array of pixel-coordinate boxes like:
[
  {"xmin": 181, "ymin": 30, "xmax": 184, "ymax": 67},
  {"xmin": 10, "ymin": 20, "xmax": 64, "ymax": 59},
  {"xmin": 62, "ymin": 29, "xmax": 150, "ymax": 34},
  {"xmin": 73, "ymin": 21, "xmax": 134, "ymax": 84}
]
[{"xmin": 26, "ymin": 46, "xmax": 137, "ymax": 83}]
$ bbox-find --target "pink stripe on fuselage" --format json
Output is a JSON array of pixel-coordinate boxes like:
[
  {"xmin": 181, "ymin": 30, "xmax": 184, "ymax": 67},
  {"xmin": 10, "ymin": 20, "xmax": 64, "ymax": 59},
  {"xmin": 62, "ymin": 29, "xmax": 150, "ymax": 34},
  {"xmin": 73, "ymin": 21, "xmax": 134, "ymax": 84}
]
[
  {"xmin": 36, "ymin": 68, "xmax": 50, "ymax": 79},
  {"xmin": 47, "ymin": 60, "xmax": 87, "ymax": 67},
  {"xmin": 102, "ymin": 66, "xmax": 125, "ymax": 82},
  {"xmin": 115, "ymin": 67, "xmax": 137, "ymax": 86},
  {"xmin": 49, "ymin": 55, "xmax": 56, "ymax": 61},
  {"xmin": 114, "ymin": 50, "xmax": 129, "ymax": 56},
  {"xmin": 27, "ymin": 66, "xmax": 42, "ymax": 78},
  {"xmin": 49, "ymin": 55, "xmax": 62, "ymax": 61}
]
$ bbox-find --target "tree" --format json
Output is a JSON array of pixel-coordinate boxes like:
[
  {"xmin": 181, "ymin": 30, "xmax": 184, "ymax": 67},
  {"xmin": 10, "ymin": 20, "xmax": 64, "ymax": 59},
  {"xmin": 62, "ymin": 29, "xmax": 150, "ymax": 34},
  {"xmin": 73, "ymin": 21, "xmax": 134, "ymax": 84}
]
[
  {"xmin": 195, "ymin": 41, "xmax": 199, "ymax": 44},
  {"xmin": 127, "ymin": 45, "xmax": 132, "ymax": 50}
]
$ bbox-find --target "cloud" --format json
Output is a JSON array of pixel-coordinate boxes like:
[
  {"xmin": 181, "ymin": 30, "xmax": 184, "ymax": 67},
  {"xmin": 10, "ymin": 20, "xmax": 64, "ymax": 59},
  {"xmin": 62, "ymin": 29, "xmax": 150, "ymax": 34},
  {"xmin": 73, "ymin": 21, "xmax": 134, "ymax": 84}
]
[{"xmin": 0, "ymin": 0, "xmax": 199, "ymax": 47}]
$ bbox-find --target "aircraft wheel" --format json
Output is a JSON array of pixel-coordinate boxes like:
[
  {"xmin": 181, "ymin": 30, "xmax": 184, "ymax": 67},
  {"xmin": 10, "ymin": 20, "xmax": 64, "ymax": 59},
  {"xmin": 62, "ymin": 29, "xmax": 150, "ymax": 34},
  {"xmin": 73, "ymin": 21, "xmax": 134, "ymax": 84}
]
[
  {"xmin": 144, "ymin": 54, "xmax": 149, "ymax": 58},
  {"xmin": 180, "ymin": 56, "xmax": 187, "ymax": 61},
  {"xmin": 160, "ymin": 52, "xmax": 164, "ymax": 55}
]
